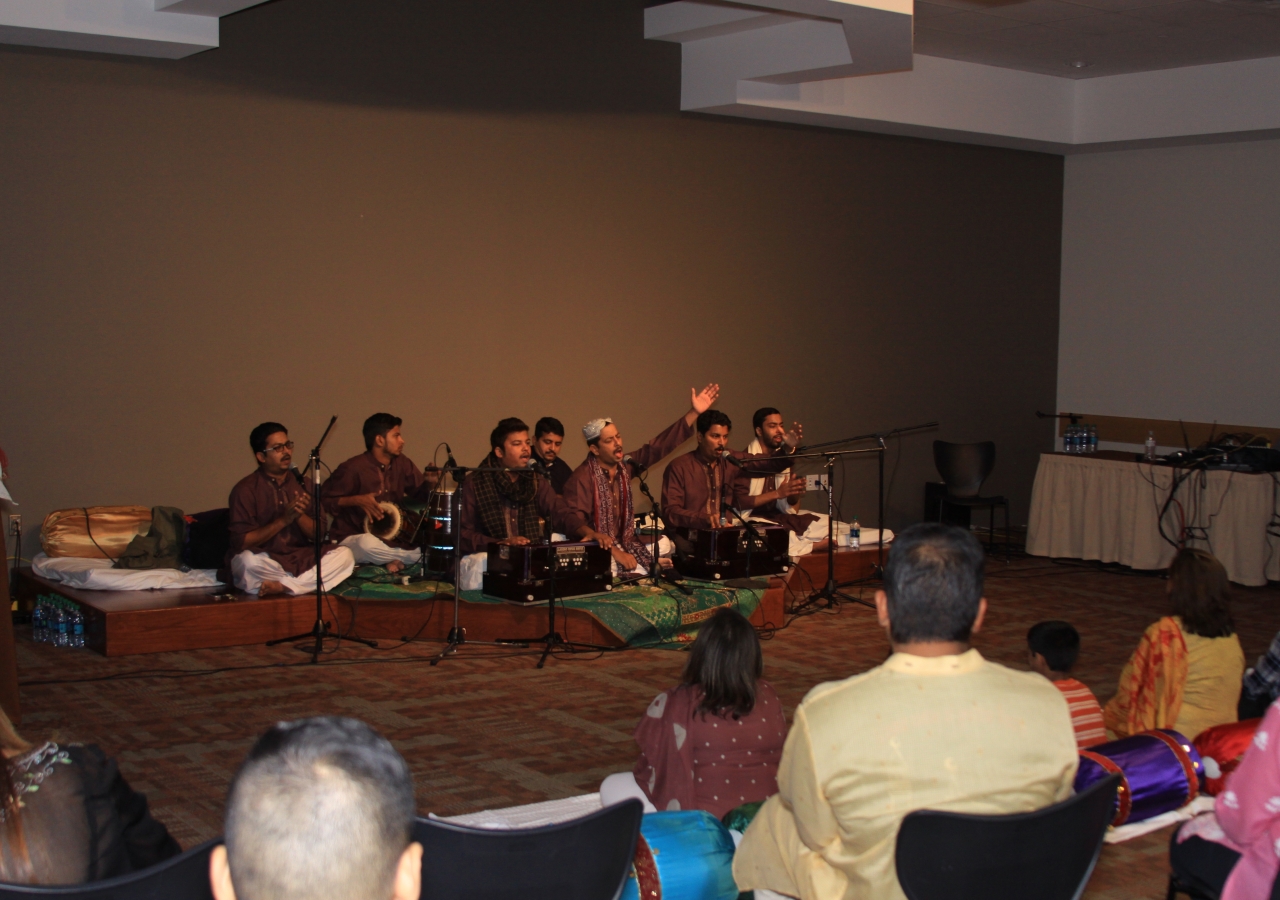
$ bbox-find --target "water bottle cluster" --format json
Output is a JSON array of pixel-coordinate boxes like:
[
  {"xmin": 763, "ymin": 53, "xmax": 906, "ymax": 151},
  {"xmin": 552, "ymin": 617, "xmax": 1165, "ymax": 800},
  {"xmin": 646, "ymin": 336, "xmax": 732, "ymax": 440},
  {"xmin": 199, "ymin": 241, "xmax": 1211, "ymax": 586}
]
[
  {"xmin": 1063, "ymin": 425, "xmax": 1099, "ymax": 454},
  {"xmin": 30, "ymin": 595, "xmax": 85, "ymax": 648}
]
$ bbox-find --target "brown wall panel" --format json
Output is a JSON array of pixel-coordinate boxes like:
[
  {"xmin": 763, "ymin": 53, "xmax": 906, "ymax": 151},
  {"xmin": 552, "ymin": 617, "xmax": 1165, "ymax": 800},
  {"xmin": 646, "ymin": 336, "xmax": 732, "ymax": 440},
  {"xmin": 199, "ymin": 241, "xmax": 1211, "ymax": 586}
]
[{"xmin": 0, "ymin": 1, "xmax": 1063, "ymax": 537}]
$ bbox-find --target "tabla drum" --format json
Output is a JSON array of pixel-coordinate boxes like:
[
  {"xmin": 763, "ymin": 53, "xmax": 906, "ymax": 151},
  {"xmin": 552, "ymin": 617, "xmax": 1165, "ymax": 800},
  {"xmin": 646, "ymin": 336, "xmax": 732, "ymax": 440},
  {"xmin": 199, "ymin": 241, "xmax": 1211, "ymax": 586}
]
[
  {"xmin": 1073, "ymin": 729, "xmax": 1204, "ymax": 826},
  {"xmin": 619, "ymin": 811, "xmax": 739, "ymax": 900},
  {"xmin": 425, "ymin": 491, "xmax": 458, "ymax": 571}
]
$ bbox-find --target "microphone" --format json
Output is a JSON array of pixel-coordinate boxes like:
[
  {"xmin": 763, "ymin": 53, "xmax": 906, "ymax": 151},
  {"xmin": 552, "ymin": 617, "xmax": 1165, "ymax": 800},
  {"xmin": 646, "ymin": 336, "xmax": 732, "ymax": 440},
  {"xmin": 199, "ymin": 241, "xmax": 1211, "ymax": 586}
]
[
  {"xmin": 290, "ymin": 466, "xmax": 306, "ymax": 485},
  {"xmin": 623, "ymin": 454, "xmax": 646, "ymax": 476},
  {"xmin": 445, "ymin": 444, "xmax": 465, "ymax": 485},
  {"xmin": 719, "ymin": 450, "xmax": 745, "ymax": 468}
]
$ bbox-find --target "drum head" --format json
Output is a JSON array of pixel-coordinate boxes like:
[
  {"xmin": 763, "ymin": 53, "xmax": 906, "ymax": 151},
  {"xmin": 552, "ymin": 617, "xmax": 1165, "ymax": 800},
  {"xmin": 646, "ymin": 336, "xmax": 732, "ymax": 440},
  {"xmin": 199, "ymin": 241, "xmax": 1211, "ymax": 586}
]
[{"xmin": 366, "ymin": 502, "xmax": 403, "ymax": 541}]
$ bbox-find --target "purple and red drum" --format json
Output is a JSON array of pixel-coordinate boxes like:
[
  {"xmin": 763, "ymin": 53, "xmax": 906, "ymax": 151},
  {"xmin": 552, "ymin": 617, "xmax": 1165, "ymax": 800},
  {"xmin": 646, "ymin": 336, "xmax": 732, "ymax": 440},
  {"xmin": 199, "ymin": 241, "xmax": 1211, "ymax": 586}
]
[{"xmin": 1073, "ymin": 729, "xmax": 1205, "ymax": 826}]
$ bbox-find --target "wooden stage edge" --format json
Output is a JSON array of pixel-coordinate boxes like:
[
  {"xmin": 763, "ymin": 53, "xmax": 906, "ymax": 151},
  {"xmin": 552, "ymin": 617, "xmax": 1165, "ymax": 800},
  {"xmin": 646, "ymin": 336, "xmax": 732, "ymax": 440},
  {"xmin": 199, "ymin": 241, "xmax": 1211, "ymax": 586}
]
[{"xmin": 12, "ymin": 548, "xmax": 883, "ymax": 657}]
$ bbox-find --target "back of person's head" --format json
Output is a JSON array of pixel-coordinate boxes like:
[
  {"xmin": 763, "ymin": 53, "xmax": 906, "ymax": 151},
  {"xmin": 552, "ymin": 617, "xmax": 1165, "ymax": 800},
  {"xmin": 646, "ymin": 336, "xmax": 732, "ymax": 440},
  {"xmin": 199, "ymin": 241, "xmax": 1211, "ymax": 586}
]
[
  {"xmin": 883, "ymin": 523, "xmax": 985, "ymax": 644},
  {"xmin": 0, "ymin": 709, "xmax": 33, "ymax": 882},
  {"xmin": 1027, "ymin": 620, "xmax": 1080, "ymax": 673},
  {"xmin": 363, "ymin": 413, "xmax": 402, "ymax": 451},
  {"xmin": 1169, "ymin": 548, "xmax": 1235, "ymax": 638},
  {"xmin": 682, "ymin": 608, "xmax": 762, "ymax": 718},
  {"xmin": 219, "ymin": 717, "xmax": 417, "ymax": 900}
]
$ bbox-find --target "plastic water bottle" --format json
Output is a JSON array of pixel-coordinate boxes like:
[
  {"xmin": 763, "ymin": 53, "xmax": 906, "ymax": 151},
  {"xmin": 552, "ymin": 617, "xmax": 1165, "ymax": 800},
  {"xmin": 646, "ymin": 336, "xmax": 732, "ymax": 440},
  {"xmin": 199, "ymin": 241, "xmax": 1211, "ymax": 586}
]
[
  {"xmin": 51, "ymin": 607, "xmax": 67, "ymax": 647},
  {"xmin": 31, "ymin": 603, "xmax": 46, "ymax": 644},
  {"xmin": 71, "ymin": 609, "xmax": 85, "ymax": 649},
  {"xmin": 1088, "ymin": 425, "xmax": 1098, "ymax": 454},
  {"xmin": 1145, "ymin": 431, "xmax": 1158, "ymax": 461},
  {"xmin": 850, "ymin": 518, "xmax": 861, "ymax": 550}
]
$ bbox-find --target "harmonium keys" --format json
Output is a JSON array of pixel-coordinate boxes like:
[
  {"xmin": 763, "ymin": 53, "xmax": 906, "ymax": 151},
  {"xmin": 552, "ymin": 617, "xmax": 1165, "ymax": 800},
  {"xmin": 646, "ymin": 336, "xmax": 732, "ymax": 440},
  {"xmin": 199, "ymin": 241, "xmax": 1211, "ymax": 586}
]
[
  {"xmin": 481, "ymin": 540, "xmax": 613, "ymax": 604},
  {"xmin": 672, "ymin": 525, "xmax": 790, "ymax": 580}
]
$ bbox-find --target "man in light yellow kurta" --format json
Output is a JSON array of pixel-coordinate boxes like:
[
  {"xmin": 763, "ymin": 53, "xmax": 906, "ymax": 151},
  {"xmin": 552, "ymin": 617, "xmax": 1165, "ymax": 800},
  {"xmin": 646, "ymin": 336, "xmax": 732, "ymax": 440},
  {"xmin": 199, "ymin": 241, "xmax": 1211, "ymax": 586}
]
[{"xmin": 733, "ymin": 524, "xmax": 1080, "ymax": 900}]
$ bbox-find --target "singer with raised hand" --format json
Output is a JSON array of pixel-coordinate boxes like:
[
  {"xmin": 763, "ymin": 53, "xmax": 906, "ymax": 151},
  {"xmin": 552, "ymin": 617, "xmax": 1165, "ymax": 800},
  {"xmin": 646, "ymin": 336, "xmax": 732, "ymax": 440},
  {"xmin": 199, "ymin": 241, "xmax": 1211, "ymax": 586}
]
[
  {"xmin": 457, "ymin": 417, "xmax": 569, "ymax": 556},
  {"xmin": 661, "ymin": 410, "xmax": 795, "ymax": 532},
  {"xmin": 562, "ymin": 383, "xmax": 720, "ymax": 575},
  {"xmin": 320, "ymin": 413, "xmax": 440, "ymax": 574},
  {"xmin": 227, "ymin": 422, "xmax": 356, "ymax": 597}
]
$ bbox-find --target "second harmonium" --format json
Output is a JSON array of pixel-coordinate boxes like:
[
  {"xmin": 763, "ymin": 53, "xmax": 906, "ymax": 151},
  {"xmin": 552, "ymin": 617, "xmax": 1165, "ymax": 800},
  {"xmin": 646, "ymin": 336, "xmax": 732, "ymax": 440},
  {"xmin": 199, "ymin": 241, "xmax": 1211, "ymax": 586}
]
[
  {"xmin": 482, "ymin": 540, "xmax": 612, "ymax": 604},
  {"xmin": 673, "ymin": 525, "xmax": 790, "ymax": 580}
]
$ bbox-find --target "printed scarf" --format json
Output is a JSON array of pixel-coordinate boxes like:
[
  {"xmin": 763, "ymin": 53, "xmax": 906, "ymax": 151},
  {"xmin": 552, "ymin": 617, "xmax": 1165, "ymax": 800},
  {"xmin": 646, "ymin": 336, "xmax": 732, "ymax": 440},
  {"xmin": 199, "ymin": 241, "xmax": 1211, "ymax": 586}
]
[
  {"xmin": 471, "ymin": 454, "xmax": 545, "ymax": 543},
  {"xmin": 588, "ymin": 454, "xmax": 651, "ymax": 569},
  {"xmin": 1104, "ymin": 615, "xmax": 1189, "ymax": 738}
]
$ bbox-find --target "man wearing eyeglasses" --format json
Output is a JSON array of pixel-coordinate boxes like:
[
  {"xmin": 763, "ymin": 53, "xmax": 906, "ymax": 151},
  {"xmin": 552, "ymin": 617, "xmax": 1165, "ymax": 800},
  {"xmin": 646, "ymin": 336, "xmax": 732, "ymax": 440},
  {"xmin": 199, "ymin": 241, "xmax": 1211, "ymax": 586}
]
[
  {"xmin": 228, "ymin": 422, "xmax": 356, "ymax": 597},
  {"xmin": 320, "ymin": 413, "xmax": 439, "ymax": 573}
]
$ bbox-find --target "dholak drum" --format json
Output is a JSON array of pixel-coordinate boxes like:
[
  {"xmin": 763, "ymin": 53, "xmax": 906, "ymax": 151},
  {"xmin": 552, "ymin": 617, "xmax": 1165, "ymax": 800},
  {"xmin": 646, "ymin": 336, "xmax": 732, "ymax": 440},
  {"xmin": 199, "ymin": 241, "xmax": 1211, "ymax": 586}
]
[
  {"xmin": 620, "ymin": 811, "xmax": 738, "ymax": 900},
  {"xmin": 425, "ymin": 491, "xmax": 458, "ymax": 571},
  {"xmin": 363, "ymin": 502, "xmax": 429, "ymax": 546},
  {"xmin": 1073, "ymin": 729, "xmax": 1204, "ymax": 826}
]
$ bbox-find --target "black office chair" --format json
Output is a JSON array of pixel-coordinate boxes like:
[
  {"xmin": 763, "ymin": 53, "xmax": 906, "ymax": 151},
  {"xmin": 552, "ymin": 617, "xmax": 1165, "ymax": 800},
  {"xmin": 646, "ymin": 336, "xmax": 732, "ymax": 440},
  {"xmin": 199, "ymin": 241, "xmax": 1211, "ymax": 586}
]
[
  {"xmin": 1167, "ymin": 872, "xmax": 1218, "ymax": 900},
  {"xmin": 414, "ymin": 798, "xmax": 643, "ymax": 900},
  {"xmin": 0, "ymin": 838, "xmax": 218, "ymax": 900},
  {"xmin": 933, "ymin": 440, "xmax": 1011, "ymax": 555},
  {"xmin": 894, "ymin": 773, "xmax": 1120, "ymax": 900}
]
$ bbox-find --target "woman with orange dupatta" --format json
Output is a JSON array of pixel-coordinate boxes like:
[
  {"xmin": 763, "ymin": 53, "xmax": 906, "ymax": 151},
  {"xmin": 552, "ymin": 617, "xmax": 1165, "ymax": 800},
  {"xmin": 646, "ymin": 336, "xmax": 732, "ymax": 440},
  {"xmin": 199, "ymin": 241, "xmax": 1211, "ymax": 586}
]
[{"xmin": 1105, "ymin": 548, "xmax": 1245, "ymax": 741}]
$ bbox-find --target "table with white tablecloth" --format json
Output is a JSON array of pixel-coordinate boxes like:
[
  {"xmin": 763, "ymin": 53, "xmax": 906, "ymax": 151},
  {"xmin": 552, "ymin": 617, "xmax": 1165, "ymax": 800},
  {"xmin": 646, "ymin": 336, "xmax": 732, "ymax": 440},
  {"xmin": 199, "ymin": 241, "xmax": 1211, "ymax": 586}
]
[{"xmin": 1025, "ymin": 452, "xmax": 1280, "ymax": 586}]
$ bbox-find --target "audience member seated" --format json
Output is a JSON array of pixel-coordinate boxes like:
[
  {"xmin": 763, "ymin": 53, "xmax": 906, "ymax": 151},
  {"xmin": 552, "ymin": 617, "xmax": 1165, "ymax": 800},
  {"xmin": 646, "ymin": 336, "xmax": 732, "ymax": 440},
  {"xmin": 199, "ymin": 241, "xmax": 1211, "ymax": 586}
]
[
  {"xmin": 210, "ymin": 716, "xmax": 421, "ymax": 900},
  {"xmin": 1028, "ymin": 620, "xmax": 1107, "ymax": 748},
  {"xmin": 1240, "ymin": 628, "xmax": 1280, "ymax": 720},
  {"xmin": 0, "ymin": 708, "xmax": 180, "ymax": 884},
  {"xmin": 1104, "ymin": 548, "xmax": 1245, "ymax": 741},
  {"xmin": 1170, "ymin": 699, "xmax": 1280, "ymax": 900},
  {"xmin": 732, "ymin": 523, "xmax": 1078, "ymax": 900},
  {"xmin": 600, "ymin": 607, "xmax": 788, "ymax": 818}
]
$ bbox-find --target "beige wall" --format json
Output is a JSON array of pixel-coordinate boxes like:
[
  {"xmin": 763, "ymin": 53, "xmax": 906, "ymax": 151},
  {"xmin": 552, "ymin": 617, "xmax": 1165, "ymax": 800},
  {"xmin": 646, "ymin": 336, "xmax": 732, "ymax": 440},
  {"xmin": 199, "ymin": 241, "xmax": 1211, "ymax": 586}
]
[
  {"xmin": 0, "ymin": 1, "xmax": 1064, "ymax": 545},
  {"xmin": 1060, "ymin": 139, "xmax": 1280, "ymax": 432}
]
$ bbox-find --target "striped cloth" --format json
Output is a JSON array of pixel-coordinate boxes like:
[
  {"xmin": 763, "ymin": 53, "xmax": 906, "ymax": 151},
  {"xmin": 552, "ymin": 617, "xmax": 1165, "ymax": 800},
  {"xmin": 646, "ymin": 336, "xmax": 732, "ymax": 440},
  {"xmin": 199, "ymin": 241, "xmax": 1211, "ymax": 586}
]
[{"xmin": 1055, "ymin": 678, "xmax": 1107, "ymax": 748}]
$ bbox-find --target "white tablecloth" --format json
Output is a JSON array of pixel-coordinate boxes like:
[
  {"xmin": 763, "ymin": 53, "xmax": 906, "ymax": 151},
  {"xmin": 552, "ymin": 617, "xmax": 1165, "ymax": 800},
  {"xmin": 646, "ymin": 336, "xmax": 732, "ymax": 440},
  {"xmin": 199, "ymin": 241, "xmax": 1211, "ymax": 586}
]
[{"xmin": 1026, "ymin": 453, "xmax": 1280, "ymax": 586}]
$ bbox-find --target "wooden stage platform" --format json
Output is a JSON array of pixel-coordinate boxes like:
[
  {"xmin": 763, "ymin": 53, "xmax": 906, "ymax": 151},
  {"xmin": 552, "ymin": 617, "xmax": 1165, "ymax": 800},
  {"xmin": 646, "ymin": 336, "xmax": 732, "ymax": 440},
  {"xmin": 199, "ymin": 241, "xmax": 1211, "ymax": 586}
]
[{"xmin": 12, "ymin": 548, "xmax": 883, "ymax": 657}]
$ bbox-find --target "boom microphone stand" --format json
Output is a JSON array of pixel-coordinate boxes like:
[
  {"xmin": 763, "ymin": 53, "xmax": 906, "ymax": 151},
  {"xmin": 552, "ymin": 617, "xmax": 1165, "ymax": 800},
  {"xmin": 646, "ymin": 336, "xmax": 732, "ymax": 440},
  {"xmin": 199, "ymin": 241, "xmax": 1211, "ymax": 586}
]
[
  {"xmin": 268, "ymin": 416, "xmax": 377, "ymax": 662},
  {"xmin": 633, "ymin": 468, "xmax": 692, "ymax": 596}
]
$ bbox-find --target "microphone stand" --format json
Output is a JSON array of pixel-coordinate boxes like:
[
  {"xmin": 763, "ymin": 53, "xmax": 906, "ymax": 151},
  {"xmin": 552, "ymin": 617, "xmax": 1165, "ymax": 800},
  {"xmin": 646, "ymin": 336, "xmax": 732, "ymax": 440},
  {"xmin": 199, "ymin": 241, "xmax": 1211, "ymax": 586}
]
[
  {"xmin": 268, "ymin": 416, "xmax": 377, "ymax": 662},
  {"xmin": 427, "ymin": 463, "xmax": 513, "ymax": 665},
  {"xmin": 633, "ymin": 471, "xmax": 692, "ymax": 596}
]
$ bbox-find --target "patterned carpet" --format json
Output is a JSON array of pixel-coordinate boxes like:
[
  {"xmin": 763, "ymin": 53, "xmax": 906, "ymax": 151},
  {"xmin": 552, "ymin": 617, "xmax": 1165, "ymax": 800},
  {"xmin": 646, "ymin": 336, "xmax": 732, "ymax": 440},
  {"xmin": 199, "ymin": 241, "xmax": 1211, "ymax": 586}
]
[{"xmin": 11, "ymin": 552, "xmax": 1279, "ymax": 900}]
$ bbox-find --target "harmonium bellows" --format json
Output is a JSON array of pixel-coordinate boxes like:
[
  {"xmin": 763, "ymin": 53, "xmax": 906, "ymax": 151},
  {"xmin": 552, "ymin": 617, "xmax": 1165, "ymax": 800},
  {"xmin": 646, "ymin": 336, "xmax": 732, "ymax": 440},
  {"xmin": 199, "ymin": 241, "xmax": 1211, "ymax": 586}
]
[
  {"xmin": 673, "ymin": 525, "xmax": 789, "ymax": 580},
  {"xmin": 482, "ymin": 540, "xmax": 612, "ymax": 604}
]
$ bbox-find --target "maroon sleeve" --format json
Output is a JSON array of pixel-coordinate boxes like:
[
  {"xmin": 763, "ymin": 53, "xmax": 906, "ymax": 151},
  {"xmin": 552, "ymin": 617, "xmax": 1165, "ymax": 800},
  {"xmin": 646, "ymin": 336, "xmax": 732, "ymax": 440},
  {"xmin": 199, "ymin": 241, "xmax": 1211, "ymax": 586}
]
[
  {"xmin": 398, "ymin": 456, "xmax": 429, "ymax": 501},
  {"xmin": 457, "ymin": 478, "xmax": 489, "ymax": 555},
  {"xmin": 320, "ymin": 458, "xmax": 360, "ymax": 516},
  {"xmin": 535, "ymin": 477, "xmax": 568, "ymax": 537},
  {"xmin": 661, "ymin": 456, "xmax": 706, "ymax": 530},
  {"xmin": 629, "ymin": 416, "xmax": 695, "ymax": 470},
  {"xmin": 560, "ymin": 464, "xmax": 595, "ymax": 537},
  {"xmin": 227, "ymin": 477, "xmax": 260, "ymax": 554}
]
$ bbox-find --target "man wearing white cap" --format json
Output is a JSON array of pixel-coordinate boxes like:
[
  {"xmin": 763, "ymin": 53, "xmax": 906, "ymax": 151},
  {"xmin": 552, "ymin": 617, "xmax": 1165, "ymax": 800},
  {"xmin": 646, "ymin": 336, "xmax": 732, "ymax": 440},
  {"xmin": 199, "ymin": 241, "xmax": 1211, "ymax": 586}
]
[{"xmin": 562, "ymin": 384, "xmax": 720, "ymax": 574}]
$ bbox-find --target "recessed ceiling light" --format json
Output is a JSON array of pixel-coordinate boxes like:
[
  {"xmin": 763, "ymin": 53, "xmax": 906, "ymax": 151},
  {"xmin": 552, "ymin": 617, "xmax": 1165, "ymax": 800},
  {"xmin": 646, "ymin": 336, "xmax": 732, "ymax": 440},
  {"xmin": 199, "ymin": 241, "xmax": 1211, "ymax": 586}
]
[{"xmin": 1067, "ymin": 60, "xmax": 1091, "ymax": 68}]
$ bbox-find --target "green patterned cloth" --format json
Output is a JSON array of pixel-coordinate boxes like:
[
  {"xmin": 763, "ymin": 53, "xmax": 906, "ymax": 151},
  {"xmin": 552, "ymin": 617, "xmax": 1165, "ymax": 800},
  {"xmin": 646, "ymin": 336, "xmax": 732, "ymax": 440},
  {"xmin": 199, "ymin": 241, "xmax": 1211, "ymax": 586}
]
[{"xmin": 330, "ymin": 566, "xmax": 765, "ymax": 648}]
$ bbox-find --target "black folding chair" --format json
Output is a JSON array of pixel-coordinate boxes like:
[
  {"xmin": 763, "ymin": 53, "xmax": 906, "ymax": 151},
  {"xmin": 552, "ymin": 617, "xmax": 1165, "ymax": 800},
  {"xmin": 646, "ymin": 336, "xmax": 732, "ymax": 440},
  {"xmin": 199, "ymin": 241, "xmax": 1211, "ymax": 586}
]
[
  {"xmin": 414, "ymin": 799, "xmax": 643, "ymax": 900},
  {"xmin": 895, "ymin": 774, "xmax": 1120, "ymax": 900},
  {"xmin": 0, "ymin": 838, "xmax": 218, "ymax": 900},
  {"xmin": 933, "ymin": 440, "xmax": 1011, "ymax": 555}
]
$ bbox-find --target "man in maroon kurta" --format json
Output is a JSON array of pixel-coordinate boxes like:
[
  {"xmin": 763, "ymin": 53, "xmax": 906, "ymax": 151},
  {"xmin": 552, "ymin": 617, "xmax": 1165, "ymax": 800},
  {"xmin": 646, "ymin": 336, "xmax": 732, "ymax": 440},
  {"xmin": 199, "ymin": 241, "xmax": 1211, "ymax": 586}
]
[
  {"xmin": 228, "ymin": 422, "xmax": 355, "ymax": 597},
  {"xmin": 458, "ymin": 418, "xmax": 569, "ymax": 554},
  {"xmin": 562, "ymin": 384, "xmax": 720, "ymax": 574},
  {"xmin": 321, "ymin": 413, "xmax": 439, "ymax": 572},
  {"xmin": 661, "ymin": 410, "xmax": 797, "ymax": 531}
]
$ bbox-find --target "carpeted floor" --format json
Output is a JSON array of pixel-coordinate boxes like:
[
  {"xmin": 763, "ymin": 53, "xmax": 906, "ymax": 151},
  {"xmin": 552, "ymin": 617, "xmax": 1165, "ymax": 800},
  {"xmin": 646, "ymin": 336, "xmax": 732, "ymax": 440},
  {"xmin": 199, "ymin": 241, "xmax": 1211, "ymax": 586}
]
[{"xmin": 11, "ymin": 552, "xmax": 1279, "ymax": 900}]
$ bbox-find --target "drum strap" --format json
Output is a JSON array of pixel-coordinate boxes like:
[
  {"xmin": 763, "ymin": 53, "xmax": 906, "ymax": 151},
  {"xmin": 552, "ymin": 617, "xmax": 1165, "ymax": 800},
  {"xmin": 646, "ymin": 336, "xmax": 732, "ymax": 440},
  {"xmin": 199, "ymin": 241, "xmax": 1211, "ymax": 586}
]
[
  {"xmin": 631, "ymin": 834, "xmax": 662, "ymax": 900},
  {"xmin": 1147, "ymin": 730, "xmax": 1201, "ymax": 808},
  {"xmin": 1080, "ymin": 750, "xmax": 1133, "ymax": 826}
]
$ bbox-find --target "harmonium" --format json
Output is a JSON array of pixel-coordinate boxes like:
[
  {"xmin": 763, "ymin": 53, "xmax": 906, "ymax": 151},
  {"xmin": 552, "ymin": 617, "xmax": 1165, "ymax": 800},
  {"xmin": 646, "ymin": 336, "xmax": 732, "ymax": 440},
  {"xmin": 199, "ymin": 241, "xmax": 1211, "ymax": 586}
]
[
  {"xmin": 482, "ymin": 540, "xmax": 613, "ymax": 604},
  {"xmin": 672, "ymin": 525, "xmax": 789, "ymax": 581}
]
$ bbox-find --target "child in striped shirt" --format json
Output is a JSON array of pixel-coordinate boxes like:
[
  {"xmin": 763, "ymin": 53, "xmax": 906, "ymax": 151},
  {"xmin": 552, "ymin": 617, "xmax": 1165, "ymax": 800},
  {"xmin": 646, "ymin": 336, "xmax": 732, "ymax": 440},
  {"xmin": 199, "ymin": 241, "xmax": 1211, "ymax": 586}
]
[{"xmin": 1028, "ymin": 621, "xmax": 1107, "ymax": 748}]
